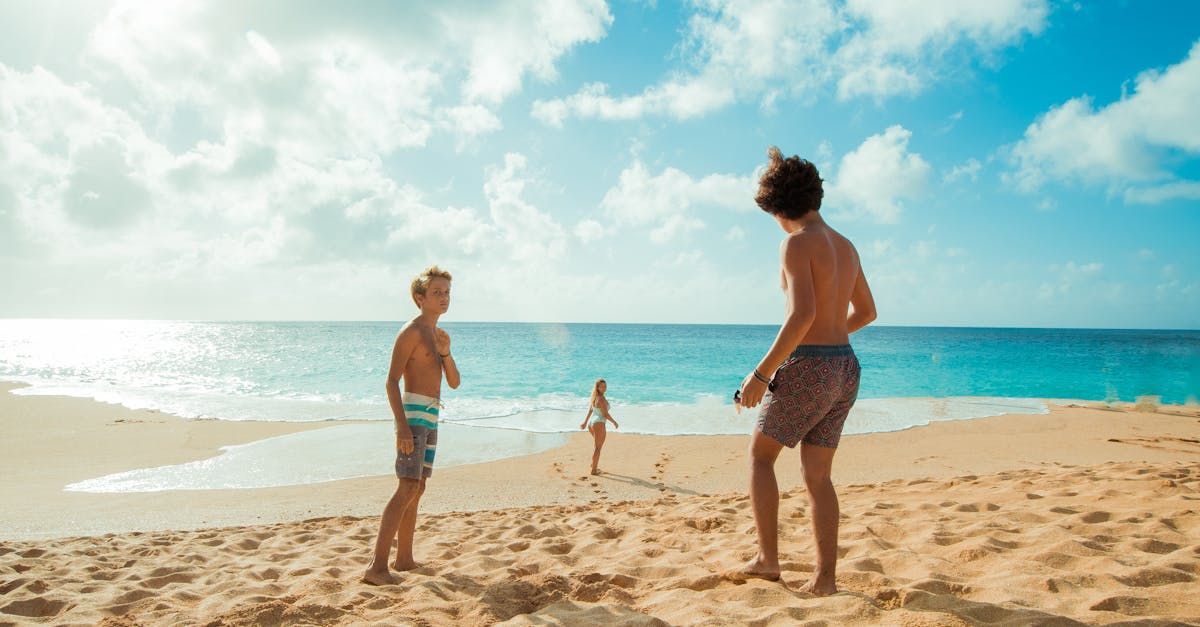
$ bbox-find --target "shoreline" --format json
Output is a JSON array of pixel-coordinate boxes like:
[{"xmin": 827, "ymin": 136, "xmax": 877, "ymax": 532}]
[
  {"xmin": 3, "ymin": 382, "xmax": 1199, "ymax": 540},
  {"xmin": 2, "ymin": 382, "xmax": 1199, "ymax": 625}
]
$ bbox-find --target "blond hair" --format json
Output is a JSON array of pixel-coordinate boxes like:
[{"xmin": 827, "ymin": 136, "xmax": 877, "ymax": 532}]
[
  {"xmin": 410, "ymin": 265, "xmax": 452, "ymax": 308},
  {"xmin": 590, "ymin": 378, "xmax": 606, "ymax": 406}
]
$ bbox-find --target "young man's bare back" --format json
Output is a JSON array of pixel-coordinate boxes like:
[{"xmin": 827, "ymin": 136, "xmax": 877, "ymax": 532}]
[
  {"xmin": 733, "ymin": 148, "xmax": 877, "ymax": 595},
  {"xmin": 363, "ymin": 266, "xmax": 460, "ymax": 586}
]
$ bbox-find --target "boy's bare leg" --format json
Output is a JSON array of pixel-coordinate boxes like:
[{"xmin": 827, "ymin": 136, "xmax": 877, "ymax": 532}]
[
  {"xmin": 800, "ymin": 443, "xmax": 839, "ymax": 595},
  {"xmin": 392, "ymin": 478, "xmax": 426, "ymax": 570},
  {"xmin": 363, "ymin": 479, "xmax": 421, "ymax": 585},
  {"xmin": 738, "ymin": 430, "xmax": 784, "ymax": 580}
]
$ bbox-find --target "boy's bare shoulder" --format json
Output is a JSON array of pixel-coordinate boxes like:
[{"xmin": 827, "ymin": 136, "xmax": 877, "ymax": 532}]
[
  {"xmin": 781, "ymin": 228, "xmax": 819, "ymax": 254},
  {"xmin": 395, "ymin": 320, "xmax": 421, "ymax": 343}
]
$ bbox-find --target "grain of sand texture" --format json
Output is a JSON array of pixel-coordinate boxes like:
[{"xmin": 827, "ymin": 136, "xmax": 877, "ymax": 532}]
[{"xmin": 2, "ymin": 385, "xmax": 1199, "ymax": 625}]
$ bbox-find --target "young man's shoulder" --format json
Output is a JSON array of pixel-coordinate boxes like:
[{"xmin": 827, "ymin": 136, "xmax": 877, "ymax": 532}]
[
  {"xmin": 782, "ymin": 228, "xmax": 822, "ymax": 253},
  {"xmin": 395, "ymin": 320, "xmax": 422, "ymax": 341},
  {"xmin": 787, "ymin": 225, "xmax": 856, "ymax": 247}
]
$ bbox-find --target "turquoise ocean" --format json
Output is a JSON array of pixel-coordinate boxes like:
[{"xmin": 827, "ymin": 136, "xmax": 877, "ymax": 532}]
[{"xmin": 2, "ymin": 321, "xmax": 1197, "ymax": 492}]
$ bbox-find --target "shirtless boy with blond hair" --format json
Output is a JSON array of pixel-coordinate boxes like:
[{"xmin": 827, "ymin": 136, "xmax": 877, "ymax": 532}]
[
  {"xmin": 734, "ymin": 147, "xmax": 877, "ymax": 595},
  {"xmin": 363, "ymin": 265, "xmax": 461, "ymax": 586}
]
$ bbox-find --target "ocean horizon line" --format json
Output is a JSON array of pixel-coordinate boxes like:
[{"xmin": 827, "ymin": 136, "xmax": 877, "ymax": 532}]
[{"xmin": 1, "ymin": 318, "xmax": 1197, "ymax": 333}]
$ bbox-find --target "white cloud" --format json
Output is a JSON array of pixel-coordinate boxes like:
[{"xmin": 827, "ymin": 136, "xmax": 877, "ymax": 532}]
[
  {"xmin": 535, "ymin": 0, "xmax": 841, "ymax": 123},
  {"xmin": 1038, "ymin": 260, "xmax": 1107, "ymax": 300},
  {"xmin": 599, "ymin": 160, "xmax": 755, "ymax": 242},
  {"xmin": 1124, "ymin": 181, "xmax": 1200, "ymax": 205},
  {"xmin": 1009, "ymin": 40, "xmax": 1200, "ymax": 199},
  {"xmin": 532, "ymin": 77, "xmax": 738, "ymax": 126},
  {"xmin": 724, "ymin": 225, "xmax": 746, "ymax": 241},
  {"xmin": 0, "ymin": 3, "xmax": 637, "ymax": 321},
  {"xmin": 940, "ymin": 110, "xmax": 965, "ymax": 133},
  {"xmin": 456, "ymin": 1, "xmax": 612, "ymax": 104},
  {"xmin": 573, "ymin": 219, "xmax": 605, "ymax": 244},
  {"xmin": 534, "ymin": 0, "xmax": 1047, "ymax": 124},
  {"xmin": 0, "ymin": 61, "xmax": 552, "ymax": 297},
  {"xmin": 0, "ymin": 3, "xmax": 633, "ymax": 315},
  {"xmin": 816, "ymin": 140, "xmax": 834, "ymax": 162},
  {"xmin": 670, "ymin": 251, "xmax": 705, "ymax": 267},
  {"xmin": 83, "ymin": 2, "xmax": 607, "ymax": 154},
  {"xmin": 826, "ymin": 125, "xmax": 930, "ymax": 223},
  {"xmin": 245, "ymin": 31, "xmax": 281, "ymax": 69},
  {"xmin": 868, "ymin": 239, "xmax": 894, "ymax": 258},
  {"xmin": 1070, "ymin": 261, "xmax": 1103, "ymax": 274},
  {"xmin": 483, "ymin": 153, "xmax": 568, "ymax": 263},
  {"xmin": 836, "ymin": 0, "xmax": 1048, "ymax": 99},
  {"xmin": 650, "ymin": 214, "xmax": 706, "ymax": 244},
  {"xmin": 0, "ymin": 65, "xmax": 172, "ymax": 248},
  {"xmin": 943, "ymin": 158, "xmax": 982, "ymax": 183},
  {"xmin": 436, "ymin": 104, "xmax": 504, "ymax": 151}
]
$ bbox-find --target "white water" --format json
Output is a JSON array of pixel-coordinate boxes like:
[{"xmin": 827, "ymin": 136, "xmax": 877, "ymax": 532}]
[{"xmin": 64, "ymin": 396, "xmax": 1045, "ymax": 492}]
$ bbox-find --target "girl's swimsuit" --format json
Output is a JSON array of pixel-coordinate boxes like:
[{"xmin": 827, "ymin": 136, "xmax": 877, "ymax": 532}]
[{"xmin": 589, "ymin": 402, "xmax": 609, "ymax": 426}]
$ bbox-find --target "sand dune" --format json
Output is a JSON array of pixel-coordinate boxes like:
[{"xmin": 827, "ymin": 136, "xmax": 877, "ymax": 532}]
[{"xmin": 2, "ymin": 460, "xmax": 1197, "ymax": 626}]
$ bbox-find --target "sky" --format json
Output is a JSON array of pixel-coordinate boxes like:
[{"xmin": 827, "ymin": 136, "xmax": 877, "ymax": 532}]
[{"xmin": 0, "ymin": 0, "xmax": 1197, "ymax": 328}]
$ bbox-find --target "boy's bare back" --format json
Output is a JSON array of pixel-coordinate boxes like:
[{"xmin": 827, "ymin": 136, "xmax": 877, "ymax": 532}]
[{"xmin": 782, "ymin": 223, "xmax": 869, "ymax": 345}]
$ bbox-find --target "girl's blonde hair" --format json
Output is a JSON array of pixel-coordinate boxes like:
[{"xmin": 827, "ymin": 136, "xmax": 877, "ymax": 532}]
[{"xmin": 590, "ymin": 378, "xmax": 606, "ymax": 406}]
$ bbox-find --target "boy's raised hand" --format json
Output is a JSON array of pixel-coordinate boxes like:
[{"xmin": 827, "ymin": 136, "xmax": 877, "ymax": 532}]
[{"xmin": 434, "ymin": 328, "xmax": 451, "ymax": 356}]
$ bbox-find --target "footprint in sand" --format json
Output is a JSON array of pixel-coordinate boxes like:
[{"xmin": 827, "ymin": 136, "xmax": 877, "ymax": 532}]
[
  {"xmin": 580, "ymin": 477, "xmax": 608, "ymax": 501},
  {"xmin": 650, "ymin": 452, "xmax": 673, "ymax": 482}
]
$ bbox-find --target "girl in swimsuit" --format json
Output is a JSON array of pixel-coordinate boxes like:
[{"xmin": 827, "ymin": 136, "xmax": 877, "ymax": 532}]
[{"xmin": 579, "ymin": 378, "xmax": 619, "ymax": 475}]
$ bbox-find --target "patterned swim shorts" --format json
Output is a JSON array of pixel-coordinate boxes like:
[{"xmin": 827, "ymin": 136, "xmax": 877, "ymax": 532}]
[{"xmin": 756, "ymin": 345, "xmax": 861, "ymax": 449}]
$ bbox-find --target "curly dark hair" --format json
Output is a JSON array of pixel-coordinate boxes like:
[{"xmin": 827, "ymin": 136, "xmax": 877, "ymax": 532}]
[{"xmin": 754, "ymin": 146, "xmax": 823, "ymax": 220}]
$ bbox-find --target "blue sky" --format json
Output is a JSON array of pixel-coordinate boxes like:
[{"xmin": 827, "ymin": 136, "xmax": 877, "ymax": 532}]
[{"xmin": 0, "ymin": 1, "xmax": 1197, "ymax": 328}]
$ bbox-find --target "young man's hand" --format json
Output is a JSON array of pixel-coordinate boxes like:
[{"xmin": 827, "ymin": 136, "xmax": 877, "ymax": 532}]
[
  {"xmin": 739, "ymin": 373, "xmax": 768, "ymax": 408},
  {"xmin": 396, "ymin": 426, "xmax": 415, "ymax": 455},
  {"xmin": 435, "ymin": 328, "xmax": 451, "ymax": 356}
]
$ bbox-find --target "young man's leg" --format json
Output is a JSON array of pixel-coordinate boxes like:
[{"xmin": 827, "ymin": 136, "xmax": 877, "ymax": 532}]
[
  {"xmin": 800, "ymin": 442, "xmax": 838, "ymax": 595},
  {"xmin": 743, "ymin": 429, "xmax": 784, "ymax": 578},
  {"xmin": 364, "ymin": 478, "xmax": 422, "ymax": 584},
  {"xmin": 392, "ymin": 478, "xmax": 427, "ymax": 570}
]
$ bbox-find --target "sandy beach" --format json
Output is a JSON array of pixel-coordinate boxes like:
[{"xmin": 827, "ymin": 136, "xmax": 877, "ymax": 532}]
[{"xmin": 1, "ymin": 383, "xmax": 1198, "ymax": 625}]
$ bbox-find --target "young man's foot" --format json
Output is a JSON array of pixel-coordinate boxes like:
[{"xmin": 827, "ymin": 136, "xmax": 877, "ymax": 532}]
[
  {"xmin": 391, "ymin": 559, "xmax": 421, "ymax": 572},
  {"xmin": 800, "ymin": 575, "xmax": 837, "ymax": 596},
  {"xmin": 361, "ymin": 567, "xmax": 396, "ymax": 586},
  {"xmin": 724, "ymin": 555, "xmax": 780, "ymax": 582},
  {"xmin": 590, "ymin": 468, "xmax": 601, "ymax": 475}
]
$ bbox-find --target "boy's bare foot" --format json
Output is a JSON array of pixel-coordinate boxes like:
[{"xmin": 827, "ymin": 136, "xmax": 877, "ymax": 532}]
[
  {"xmin": 391, "ymin": 559, "xmax": 421, "ymax": 571},
  {"xmin": 800, "ymin": 576, "xmax": 837, "ymax": 596},
  {"xmin": 724, "ymin": 555, "xmax": 780, "ymax": 582},
  {"xmin": 361, "ymin": 568, "xmax": 396, "ymax": 586},
  {"xmin": 590, "ymin": 468, "xmax": 601, "ymax": 475}
]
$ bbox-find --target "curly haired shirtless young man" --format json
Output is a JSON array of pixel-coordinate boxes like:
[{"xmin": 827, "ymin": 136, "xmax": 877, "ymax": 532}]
[{"xmin": 734, "ymin": 148, "xmax": 878, "ymax": 595}]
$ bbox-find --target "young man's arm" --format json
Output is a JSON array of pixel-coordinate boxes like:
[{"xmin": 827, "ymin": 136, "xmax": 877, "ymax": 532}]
[
  {"xmin": 435, "ymin": 328, "xmax": 460, "ymax": 389},
  {"xmin": 387, "ymin": 329, "xmax": 418, "ymax": 455},
  {"xmin": 741, "ymin": 235, "xmax": 817, "ymax": 407},
  {"xmin": 847, "ymin": 264, "xmax": 877, "ymax": 333}
]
